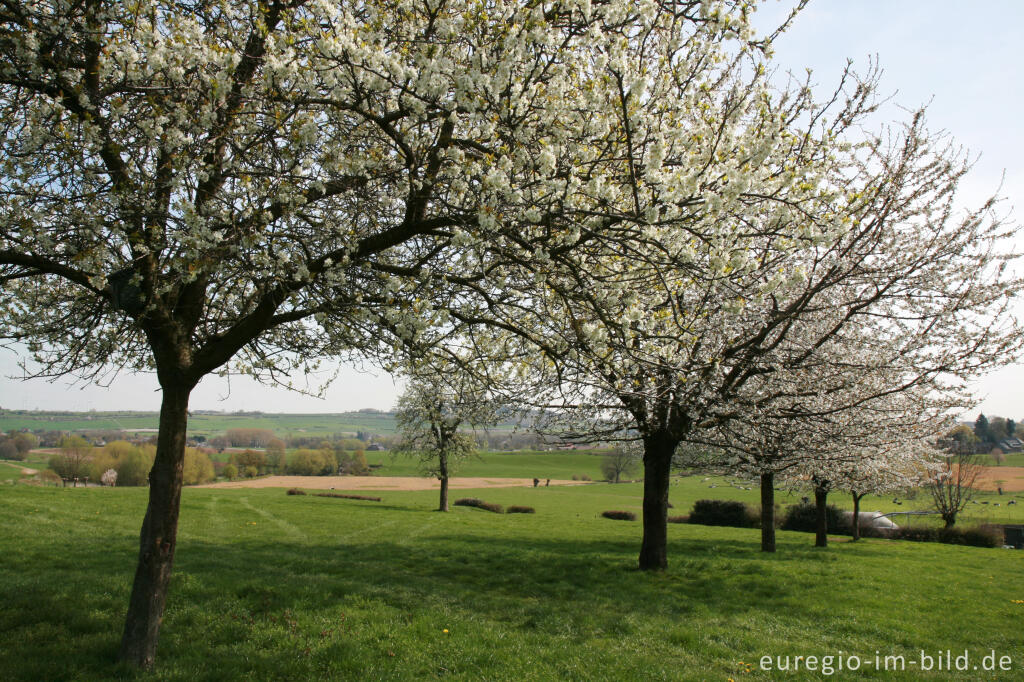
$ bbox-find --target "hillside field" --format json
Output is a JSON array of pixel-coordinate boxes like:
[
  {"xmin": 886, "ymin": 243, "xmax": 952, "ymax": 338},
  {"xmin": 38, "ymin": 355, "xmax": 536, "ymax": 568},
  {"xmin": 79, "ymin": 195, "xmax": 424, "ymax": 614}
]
[{"xmin": 1, "ymin": 476, "xmax": 1023, "ymax": 681}]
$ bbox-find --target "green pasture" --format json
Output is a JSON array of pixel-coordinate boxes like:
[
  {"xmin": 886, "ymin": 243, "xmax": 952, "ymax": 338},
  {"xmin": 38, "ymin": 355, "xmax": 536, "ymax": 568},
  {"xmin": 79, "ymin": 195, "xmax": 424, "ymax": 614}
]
[
  {"xmin": 979, "ymin": 451, "xmax": 1024, "ymax": 467},
  {"xmin": 0, "ymin": 460, "xmax": 28, "ymax": 479},
  {"xmin": 1, "ymin": 479, "xmax": 1023, "ymax": 681}
]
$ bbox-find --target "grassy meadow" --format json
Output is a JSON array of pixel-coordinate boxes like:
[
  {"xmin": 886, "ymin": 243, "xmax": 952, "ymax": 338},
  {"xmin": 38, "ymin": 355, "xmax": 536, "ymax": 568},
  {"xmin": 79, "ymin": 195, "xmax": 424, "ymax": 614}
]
[{"xmin": 2, "ymin": 472, "xmax": 1024, "ymax": 681}]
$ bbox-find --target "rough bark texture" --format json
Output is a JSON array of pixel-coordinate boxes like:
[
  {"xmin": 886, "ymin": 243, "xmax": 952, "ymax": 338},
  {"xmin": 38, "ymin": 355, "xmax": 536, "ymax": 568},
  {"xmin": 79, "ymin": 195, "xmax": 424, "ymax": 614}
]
[
  {"xmin": 119, "ymin": 382, "xmax": 192, "ymax": 668},
  {"xmin": 638, "ymin": 435, "xmax": 674, "ymax": 571},
  {"xmin": 438, "ymin": 451, "xmax": 449, "ymax": 512},
  {"xmin": 760, "ymin": 472, "xmax": 776, "ymax": 553},
  {"xmin": 814, "ymin": 486, "xmax": 828, "ymax": 548},
  {"xmin": 851, "ymin": 492, "xmax": 863, "ymax": 541}
]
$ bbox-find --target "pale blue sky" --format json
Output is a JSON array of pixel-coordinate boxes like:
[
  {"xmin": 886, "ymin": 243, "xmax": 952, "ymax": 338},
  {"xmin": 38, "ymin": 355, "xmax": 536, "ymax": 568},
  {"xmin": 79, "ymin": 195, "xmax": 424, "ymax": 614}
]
[{"xmin": 1, "ymin": 1, "xmax": 1021, "ymax": 417}]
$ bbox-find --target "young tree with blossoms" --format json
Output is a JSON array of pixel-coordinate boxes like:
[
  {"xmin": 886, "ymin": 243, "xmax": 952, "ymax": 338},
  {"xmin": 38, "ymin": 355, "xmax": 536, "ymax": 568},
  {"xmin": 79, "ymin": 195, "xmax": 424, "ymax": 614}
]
[
  {"xmin": 834, "ymin": 443, "xmax": 933, "ymax": 542},
  {"xmin": 686, "ymin": 402, "xmax": 829, "ymax": 553},
  {"xmin": 392, "ymin": 359, "xmax": 502, "ymax": 512},
  {"xmin": 689, "ymin": 337, "xmax": 963, "ymax": 551},
  {"xmin": 0, "ymin": 0, "xmax": 757, "ymax": 665},
  {"xmin": 793, "ymin": 389, "xmax": 952, "ymax": 547}
]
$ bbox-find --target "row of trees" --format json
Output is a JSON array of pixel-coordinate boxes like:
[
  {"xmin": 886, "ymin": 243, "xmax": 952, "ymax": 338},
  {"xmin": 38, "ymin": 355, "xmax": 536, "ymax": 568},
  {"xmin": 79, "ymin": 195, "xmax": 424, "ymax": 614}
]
[
  {"xmin": 48, "ymin": 438, "xmax": 215, "ymax": 486},
  {"xmin": 0, "ymin": 431, "xmax": 37, "ymax": 460},
  {"xmin": 207, "ymin": 431, "xmax": 377, "ymax": 452},
  {"xmin": 223, "ymin": 445, "xmax": 368, "ymax": 478},
  {"xmin": 2, "ymin": 0, "xmax": 1020, "ymax": 667}
]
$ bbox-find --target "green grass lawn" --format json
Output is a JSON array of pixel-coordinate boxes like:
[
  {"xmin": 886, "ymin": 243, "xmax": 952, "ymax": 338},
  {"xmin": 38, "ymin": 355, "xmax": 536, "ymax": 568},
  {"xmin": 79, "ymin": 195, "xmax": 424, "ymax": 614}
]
[
  {"xmin": 980, "ymin": 451, "xmax": 1024, "ymax": 467},
  {"xmin": 0, "ymin": 455, "xmax": 51, "ymax": 481},
  {"xmin": 0, "ymin": 460, "xmax": 29, "ymax": 480},
  {"xmin": 1, "ymin": 482, "xmax": 1023, "ymax": 681}
]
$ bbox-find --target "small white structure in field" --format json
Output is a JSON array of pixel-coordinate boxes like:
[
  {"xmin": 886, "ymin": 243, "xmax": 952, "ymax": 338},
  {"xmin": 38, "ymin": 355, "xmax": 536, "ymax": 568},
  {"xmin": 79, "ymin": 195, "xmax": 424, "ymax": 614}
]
[{"xmin": 842, "ymin": 511, "xmax": 899, "ymax": 530}]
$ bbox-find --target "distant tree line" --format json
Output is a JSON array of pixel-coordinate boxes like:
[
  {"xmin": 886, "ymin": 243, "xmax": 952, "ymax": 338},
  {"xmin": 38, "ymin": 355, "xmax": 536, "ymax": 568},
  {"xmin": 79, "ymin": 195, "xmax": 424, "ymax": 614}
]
[
  {"xmin": 47, "ymin": 437, "xmax": 214, "ymax": 486},
  {"xmin": 971, "ymin": 414, "xmax": 1017, "ymax": 446},
  {"xmin": 220, "ymin": 442, "xmax": 368, "ymax": 480},
  {"xmin": 0, "ymin": 431, "xmax": 38, "ymax": 460}
]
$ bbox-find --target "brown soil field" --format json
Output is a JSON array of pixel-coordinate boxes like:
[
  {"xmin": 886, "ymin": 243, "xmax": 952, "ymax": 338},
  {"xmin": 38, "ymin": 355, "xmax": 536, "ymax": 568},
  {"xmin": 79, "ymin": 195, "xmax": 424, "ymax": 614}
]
[
  {"xmin": 975, "ymin": 466, "xmax": 1024, "ymax": 493},
  {"xmin": 194, "ymin": 475, "xmax": 590, "ymax": 491}
]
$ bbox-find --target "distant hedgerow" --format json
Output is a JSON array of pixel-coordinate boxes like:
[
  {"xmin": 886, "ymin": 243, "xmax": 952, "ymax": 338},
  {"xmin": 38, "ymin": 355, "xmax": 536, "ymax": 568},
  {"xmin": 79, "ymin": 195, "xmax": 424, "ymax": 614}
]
[
  {"xmin": 667, "ymin": 515, "xmax": 689, "ymax": 524},
  {"xmin": 454, "ymin": 498, "xmax": 504, "ymax": 513},
  {"xmin": 571, "ymin": 474, "xmax": 592, "ymax": 481},
  {"xmin": 286, "ymin": 488, "xmax": 306, "ymax": 496},
  {"xmin": 506, "ymin": 505, "xmax": 535, "ymax": 514},
  {"xmin": 882, "ymin": 525, "xmax": 1002, "ymax": 548},
  {"xmin": 315, "ymin": 492, "xmax": 382, "ymax": 502},
  {"xmin": 601, "ymin": 510, "xmax": 636, "ymax": 521}
]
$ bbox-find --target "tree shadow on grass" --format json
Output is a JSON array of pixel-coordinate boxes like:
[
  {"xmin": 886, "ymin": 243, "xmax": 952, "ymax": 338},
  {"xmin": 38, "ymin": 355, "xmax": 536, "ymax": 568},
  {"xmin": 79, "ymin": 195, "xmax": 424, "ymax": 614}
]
[
  {"xmin": 0, "ymin": 513, "xmax": 930, "ymax": 681},
  {"xmin": 172, "ymin": 530, "xmax": 823, "ymax": 627}
]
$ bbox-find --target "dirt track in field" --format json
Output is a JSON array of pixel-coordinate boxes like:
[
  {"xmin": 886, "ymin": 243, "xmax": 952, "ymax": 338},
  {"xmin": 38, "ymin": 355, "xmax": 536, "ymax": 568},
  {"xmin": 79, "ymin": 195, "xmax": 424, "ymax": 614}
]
[
  {"xmin": 194, "ymin": 475, "xmax": 590, "ymax": 491},
  {"xmin": 0, "ymin": 461, "xmax": 38, "ymax": 475},
  {"xmin": 975, "ymin": 466, "xmax": 1024, "ymax": 492}
]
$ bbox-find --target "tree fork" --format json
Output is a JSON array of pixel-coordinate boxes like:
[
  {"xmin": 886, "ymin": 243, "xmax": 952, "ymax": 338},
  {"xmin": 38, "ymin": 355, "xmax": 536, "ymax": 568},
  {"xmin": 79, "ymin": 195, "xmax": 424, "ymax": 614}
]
[{"xmin": 119, "ymin": 381, "xmax": 193, "ymax": 668}]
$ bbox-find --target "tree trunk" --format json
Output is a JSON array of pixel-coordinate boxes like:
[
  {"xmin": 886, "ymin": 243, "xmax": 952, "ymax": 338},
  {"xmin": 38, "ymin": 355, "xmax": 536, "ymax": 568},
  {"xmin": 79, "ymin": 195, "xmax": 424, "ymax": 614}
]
[
  {"xmin": 119, "ymin": 382, "xmax": 192, "ymax": 668},
  {"xmin": 851, "ymin": 492, "xmax": 862, "ymax": 541},
  {"xmin": 760, "ymin": 472, "xmax": 776, "ymax": 553},
  {"xmin": 943, "ymin": 512, "xmax": 956, "ymax": 529},
  {"xmin": 814, "ymin": 485, "xmax": 828, "ymax": 548},
  {"xmin": 438, "ymin": 451, "xmax": 449, "ymax": 512},
  {"xmin": 638, "ymin": 435, "xmax": 675, "ymax": 571}
]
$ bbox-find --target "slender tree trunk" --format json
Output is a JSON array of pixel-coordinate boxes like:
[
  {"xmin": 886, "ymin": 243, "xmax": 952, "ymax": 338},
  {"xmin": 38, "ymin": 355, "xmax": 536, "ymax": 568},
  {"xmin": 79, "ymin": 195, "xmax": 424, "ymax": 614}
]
[
  {"xmin": 814, "ymin": 485, "xmax": 828, "ymax": 548},
  {"xmin": 760, "ymin": 472, "xmax": 776, "ymax": 553},
  {"xmin": 438, "ymin": 451, "xmax": 449, "ymax": 512},
  {"xmin": 638, "ymin": 434, "xmax": 675, "ymax": 571},
  {"xmin": 943, "ymin": 513, "xmax": 956, "ymax": 529},
  {"xmin": 119, "ymin": 382, "xmax": 192, "ymax": 668},
  {"xmin": 851, "ymin": 492, "xmax": 863, "ymax": 541}
]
